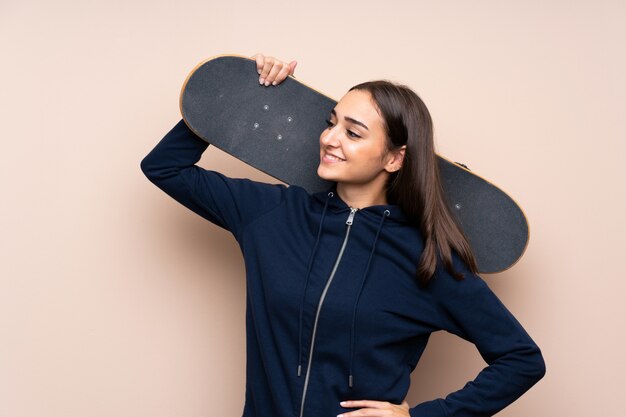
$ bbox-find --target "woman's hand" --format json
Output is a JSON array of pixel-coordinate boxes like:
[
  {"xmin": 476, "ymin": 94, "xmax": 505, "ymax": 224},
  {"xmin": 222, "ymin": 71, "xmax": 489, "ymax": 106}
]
[
  {"xmin": 337, "ymin": 399, "xmax": 411, "ymax": 417},
  {"xmin": 251, "ymin": 53, "xmax": 298, "ymax": 87}
]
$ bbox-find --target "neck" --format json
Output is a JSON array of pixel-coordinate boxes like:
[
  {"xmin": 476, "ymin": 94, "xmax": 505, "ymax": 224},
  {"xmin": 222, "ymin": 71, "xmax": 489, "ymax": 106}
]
[{"xmin": 335, "ymin": 180, "xmax": 388, "ymax": 209}]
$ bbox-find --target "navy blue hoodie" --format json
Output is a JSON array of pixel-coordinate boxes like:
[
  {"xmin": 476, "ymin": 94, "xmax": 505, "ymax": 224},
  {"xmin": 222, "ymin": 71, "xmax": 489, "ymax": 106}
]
[{"xmin": 140, "ymin": 119, "xmax": 546, "ymax": 417}]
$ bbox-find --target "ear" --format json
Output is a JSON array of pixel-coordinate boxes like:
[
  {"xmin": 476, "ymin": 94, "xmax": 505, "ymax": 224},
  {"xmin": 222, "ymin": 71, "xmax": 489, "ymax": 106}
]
[{"xmin": 385, "ymin": 145, "xmax": 406, "ymax": 173}]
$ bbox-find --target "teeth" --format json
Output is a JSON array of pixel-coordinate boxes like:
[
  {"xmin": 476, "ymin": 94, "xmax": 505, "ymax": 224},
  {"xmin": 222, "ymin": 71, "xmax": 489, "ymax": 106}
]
[{"xmin": 326, "ymin": 154, "xmax": 343, "ymax": 161}]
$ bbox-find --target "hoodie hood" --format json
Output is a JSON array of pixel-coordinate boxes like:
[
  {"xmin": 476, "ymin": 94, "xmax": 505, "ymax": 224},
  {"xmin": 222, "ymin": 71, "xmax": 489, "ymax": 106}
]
[
  {"xmin": 311, "ymin": 183, "xmax": 410, "ymax": 224},
  {"xmin": 296, "ymin": 183, "xmax": 409, "ymax": 388}
]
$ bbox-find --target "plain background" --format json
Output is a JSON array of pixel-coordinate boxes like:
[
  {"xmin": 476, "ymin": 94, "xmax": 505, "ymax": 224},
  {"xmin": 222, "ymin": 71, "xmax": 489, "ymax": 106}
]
[{"xmin": 1, "ymin": 1, "xmax": 624, "ymax": 416}]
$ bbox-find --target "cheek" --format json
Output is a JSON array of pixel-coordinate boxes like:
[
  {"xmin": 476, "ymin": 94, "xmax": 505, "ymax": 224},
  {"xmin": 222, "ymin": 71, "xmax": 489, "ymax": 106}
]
[{"xmin": 345, "ymin": 144, "xmax": 378, "ymax": 163}]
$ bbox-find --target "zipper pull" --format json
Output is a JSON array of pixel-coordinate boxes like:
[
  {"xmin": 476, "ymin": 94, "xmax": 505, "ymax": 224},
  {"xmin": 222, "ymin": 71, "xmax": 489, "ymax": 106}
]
[{"xmin": 346, "ymin": 208, "xmax": 358, "ymax": 225}]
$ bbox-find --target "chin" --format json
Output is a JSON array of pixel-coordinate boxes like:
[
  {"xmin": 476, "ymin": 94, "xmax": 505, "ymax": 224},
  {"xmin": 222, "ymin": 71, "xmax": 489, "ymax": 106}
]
[{"xmin": 317, "ymin": 165, "xmax": 338, "ymax": 182}]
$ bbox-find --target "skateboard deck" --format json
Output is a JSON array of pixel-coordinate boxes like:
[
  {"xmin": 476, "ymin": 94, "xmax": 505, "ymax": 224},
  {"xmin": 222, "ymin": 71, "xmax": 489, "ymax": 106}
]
[{"xmin": 179, "ymin": 54, "xmax": 529, "ymax": 274}]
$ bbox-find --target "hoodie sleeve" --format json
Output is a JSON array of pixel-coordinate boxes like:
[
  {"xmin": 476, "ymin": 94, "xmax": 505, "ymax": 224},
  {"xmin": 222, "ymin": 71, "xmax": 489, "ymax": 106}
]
[
  {"xmin": 409, "ymin": 253, "xmax": 546, "ymax": 417},
  {"xmin": 140, "ymin": 118, "xmax": 286, "ymax": 240}
]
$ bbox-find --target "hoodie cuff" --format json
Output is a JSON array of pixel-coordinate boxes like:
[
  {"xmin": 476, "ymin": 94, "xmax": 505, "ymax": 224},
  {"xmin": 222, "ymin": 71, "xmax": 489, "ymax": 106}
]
[{"xmin": 409, "ymin": 399, "xmax": 447, "ymax": 417}]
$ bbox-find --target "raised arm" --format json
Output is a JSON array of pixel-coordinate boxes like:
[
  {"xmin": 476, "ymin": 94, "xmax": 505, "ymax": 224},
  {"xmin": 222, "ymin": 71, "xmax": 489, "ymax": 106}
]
[
  {"xmin": 140, "ymin": 53, "xmax": 298, "ymax": 240},
  {"xmin": 140, "ymin": 119, "xmax": 286, "ymax": 240}
]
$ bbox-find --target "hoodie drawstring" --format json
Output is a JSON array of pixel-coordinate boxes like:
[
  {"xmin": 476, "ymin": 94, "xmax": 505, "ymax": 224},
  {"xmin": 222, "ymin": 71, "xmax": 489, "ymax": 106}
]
[
  {"xmin": 296, "ymin": 190, "xmax": 391, "ymax": 389},
  {"xmin": 297, "ymin": 191, "xmax": 332, "ymax": 377}
]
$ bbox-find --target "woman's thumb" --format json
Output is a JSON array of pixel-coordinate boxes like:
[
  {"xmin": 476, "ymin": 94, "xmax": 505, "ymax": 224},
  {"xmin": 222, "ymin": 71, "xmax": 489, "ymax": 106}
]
[{"xmin": 289, "ymin": 60, "xmax": 298, "ymax": 75}]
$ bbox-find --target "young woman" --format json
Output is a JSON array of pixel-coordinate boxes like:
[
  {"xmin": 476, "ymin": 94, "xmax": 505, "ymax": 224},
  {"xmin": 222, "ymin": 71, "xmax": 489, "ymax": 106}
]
[{"xmin": 141, "ymin": 53, "xmax": 546, "ymax": 417}]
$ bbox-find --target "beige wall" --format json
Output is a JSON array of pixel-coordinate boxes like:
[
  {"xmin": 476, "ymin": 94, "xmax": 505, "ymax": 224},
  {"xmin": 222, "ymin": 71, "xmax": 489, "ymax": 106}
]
[{"xmin": 1, "ymin": 0, "xmax": 624, "ymax": 416}]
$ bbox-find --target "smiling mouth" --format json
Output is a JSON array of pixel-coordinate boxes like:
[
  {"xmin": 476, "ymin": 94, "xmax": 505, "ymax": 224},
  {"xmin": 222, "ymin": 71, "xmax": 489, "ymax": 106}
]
[{"xmin": 322, "ymin": 153, "xmax": 345, "ymax": 163}]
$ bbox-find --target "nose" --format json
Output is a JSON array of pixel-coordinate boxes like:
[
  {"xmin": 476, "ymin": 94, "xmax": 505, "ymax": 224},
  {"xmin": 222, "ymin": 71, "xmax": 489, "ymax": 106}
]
[{"xmin": 320, "ymin": 123, "xmax": 340, "ymax": 147}]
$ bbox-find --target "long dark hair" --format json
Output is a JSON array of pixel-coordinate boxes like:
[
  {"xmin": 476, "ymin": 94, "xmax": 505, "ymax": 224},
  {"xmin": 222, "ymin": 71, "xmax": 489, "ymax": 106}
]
[{"xmin": 349, "ymin": 80, "xmax": 479, "ymax": 287}]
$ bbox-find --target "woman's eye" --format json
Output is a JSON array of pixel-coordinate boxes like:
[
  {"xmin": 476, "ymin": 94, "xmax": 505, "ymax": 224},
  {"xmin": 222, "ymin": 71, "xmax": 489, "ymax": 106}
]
[{"xmin": 324, "ymin": 119, "xmax": 360, "ymax": 138}]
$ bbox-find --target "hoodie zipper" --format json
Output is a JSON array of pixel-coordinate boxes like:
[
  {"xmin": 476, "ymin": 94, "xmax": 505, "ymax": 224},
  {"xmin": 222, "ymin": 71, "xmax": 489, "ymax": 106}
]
[{"xmin": 298, "ymin": 207, "xmax": 358, "ymax": 417}]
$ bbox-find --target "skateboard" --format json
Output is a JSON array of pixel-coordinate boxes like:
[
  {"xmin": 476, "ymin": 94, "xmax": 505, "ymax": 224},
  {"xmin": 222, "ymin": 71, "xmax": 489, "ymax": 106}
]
[{"xmin": 179, "ymin": 54, "xmax": 529, "ymax": 274}]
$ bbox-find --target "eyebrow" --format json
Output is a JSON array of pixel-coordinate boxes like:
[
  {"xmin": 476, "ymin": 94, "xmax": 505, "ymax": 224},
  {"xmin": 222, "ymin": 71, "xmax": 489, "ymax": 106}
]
[{"xmin": 331, "ymin": 109, "xmax": 369, "ymax": 131}]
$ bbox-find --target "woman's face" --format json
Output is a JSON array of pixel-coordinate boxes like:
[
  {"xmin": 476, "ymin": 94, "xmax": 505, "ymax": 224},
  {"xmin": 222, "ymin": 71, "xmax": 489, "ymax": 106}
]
[{"xmin": 317, "ymin": 89, "xmax": 400, "ymax": 185}]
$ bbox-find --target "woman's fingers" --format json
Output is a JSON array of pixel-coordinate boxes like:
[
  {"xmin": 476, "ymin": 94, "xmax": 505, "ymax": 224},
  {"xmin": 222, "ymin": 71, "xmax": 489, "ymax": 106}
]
[
  {"xmin": 260, "ymin": 57, "xmax": 286, "ymax": 85},
  {"xmin": 259, "ymin": 58, "xmax": 275, "ymax": 83},
  {"xmin": 264, "ymin": 61, "xmax": 287, "ymax": 85},
  {"xmin": 252, "ymin": 53, "xmax": 265, "ymax": 74},
  {"xmin": 288, "ymin": 60, "xmax": 298, "ymax": 76},
  {"xmin": 272, "ymin": 64, "xmax": 292, "ymax": 85},
  {"xmin": 338, "ymin": 400, "xmax": 410, "ymax": 417},
  {"xmin": 275, "ymin": 60, "xmax": 298, "ymax": 83},
  {"xmin": 251, "ymin": 53, "xmax": 296, "ymax": 86}
]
